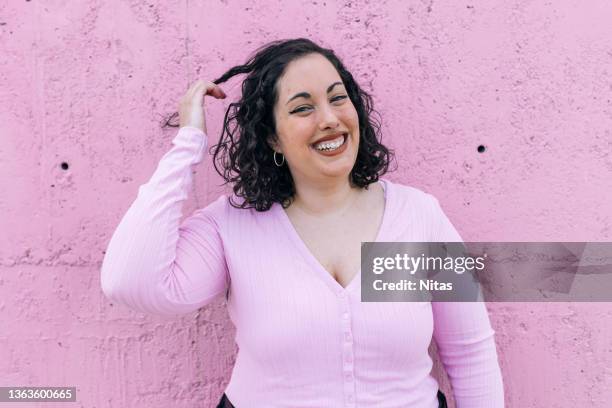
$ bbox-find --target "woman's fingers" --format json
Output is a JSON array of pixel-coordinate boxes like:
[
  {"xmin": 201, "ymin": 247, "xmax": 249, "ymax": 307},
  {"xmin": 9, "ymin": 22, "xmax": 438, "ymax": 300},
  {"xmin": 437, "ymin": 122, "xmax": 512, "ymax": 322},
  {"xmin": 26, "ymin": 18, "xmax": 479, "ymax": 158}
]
[
  {"xmin": 178, "ymin": 80, "xmax": 226, "ymax": 131},
  {"xmin": 185, "ymin": 79, "xmax": 204, "ymax": 98},
  {"xmin": 208, "ymin": 84, "xmax": 227, "ymax": 99},
  {"xmin": 191, "ymin": 81, "xmax": 207, "ymax": 107}
]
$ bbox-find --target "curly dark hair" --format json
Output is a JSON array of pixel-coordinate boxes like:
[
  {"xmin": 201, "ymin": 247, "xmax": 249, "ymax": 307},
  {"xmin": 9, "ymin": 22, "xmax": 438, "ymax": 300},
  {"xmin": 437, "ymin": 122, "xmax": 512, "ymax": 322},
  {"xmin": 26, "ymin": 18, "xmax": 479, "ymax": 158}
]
[{"xmin": 163, "ymin": 38, "xmax": 395, "ymax": 211}]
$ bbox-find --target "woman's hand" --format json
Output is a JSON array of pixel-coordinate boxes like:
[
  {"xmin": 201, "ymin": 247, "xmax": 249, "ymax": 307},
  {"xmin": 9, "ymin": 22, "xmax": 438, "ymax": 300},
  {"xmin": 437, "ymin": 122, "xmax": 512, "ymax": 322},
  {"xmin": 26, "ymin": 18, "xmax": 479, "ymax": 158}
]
[{"xmin": 178, "ymin": 79, "xmax": 226, "ymax": 133}]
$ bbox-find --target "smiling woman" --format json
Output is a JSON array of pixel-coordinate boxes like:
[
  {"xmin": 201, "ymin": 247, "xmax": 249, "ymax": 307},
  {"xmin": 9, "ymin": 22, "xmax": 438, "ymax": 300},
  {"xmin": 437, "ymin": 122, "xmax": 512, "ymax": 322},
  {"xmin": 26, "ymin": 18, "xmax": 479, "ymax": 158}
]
[
  {"xmin": 101, "ymin": 38, "xmax": 504, "ymax": 407},
  {"xmin": 163, "ymin": 38, "xmax": 393, "ymax": 213},
  {"xmin": 272, "ymin": 55, "xmax": 361, "ymax": 192}
]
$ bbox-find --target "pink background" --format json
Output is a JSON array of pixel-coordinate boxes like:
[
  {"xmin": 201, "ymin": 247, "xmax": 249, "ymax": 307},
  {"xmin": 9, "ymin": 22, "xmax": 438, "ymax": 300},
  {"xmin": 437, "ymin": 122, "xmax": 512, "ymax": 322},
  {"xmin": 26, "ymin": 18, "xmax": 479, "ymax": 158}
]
[{"xmin": 1, "ymin": 1, "xmax": 612, "ymax": 407}]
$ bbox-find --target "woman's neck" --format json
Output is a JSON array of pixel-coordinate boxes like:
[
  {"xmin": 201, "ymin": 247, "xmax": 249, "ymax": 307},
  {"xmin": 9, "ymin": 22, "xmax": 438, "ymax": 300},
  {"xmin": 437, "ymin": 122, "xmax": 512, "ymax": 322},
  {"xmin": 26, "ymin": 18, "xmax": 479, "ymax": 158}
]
[{"xmin": 289, "ymin": 177, "xmax": 362, "ymax": 217}]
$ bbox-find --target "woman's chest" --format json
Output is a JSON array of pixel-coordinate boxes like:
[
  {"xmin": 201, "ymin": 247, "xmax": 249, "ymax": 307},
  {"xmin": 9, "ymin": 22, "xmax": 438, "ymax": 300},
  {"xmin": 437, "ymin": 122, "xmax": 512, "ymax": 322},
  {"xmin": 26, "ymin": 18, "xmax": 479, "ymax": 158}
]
[
  {"xmin": 228, "ymin": 282, "xmax": 434, "ymax": 367},
  {"xmin": 291, "ymin": 218, "xmax": 376, "ymax": 287},
  {"xmin": 285, "ymin": 193, "xmax": 385, "ymax": 287}
]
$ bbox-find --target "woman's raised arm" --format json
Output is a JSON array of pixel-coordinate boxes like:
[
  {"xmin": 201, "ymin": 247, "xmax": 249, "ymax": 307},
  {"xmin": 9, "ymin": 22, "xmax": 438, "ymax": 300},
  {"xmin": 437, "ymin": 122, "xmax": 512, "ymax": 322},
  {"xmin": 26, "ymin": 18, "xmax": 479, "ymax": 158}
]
[{"xmin": 100, "ymin": 80, "xmax": 230, "ymax": 317}]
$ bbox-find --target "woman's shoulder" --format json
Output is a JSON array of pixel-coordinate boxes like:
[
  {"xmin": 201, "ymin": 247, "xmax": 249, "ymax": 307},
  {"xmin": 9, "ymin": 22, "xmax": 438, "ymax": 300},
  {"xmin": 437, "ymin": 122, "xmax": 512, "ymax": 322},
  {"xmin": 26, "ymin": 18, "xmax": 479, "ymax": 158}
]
[
  {"xmin": 381, "ymin": 179, "xmax": 456, "ymax": 238},
  {"xmin": 193, "ymin": 192, "xmax": 276, "ymax": 224},
  {"xmin": 193, "ymin": 193, "xmax": 236, "ymax": 218},
  {"xmin": 382, "ymin": 178, "xmax": 438, "ymax": 206}
]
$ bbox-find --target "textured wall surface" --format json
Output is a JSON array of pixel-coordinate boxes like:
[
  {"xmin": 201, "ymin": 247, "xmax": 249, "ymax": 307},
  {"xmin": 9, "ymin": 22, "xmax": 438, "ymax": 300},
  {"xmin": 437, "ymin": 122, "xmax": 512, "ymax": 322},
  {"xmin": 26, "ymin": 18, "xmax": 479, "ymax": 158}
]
[{"xmin": 1, "ymin": 1, "xmax": 611, "ymax": 407}]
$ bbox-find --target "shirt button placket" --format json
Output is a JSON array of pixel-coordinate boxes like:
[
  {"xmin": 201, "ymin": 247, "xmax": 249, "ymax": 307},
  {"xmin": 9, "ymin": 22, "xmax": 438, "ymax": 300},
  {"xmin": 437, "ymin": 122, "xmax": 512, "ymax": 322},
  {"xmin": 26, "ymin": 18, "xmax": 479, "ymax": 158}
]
[{"xmin": 339, "ymin": 291, "xmax": 356, "ymax": 407}]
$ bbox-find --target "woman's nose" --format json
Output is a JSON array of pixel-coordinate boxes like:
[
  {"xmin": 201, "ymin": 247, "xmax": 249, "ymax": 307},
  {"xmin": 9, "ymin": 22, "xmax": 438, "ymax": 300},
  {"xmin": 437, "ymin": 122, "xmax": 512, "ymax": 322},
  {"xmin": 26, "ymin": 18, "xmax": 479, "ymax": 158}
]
[{"xmin": 318, "ymin": 103, "xmax": 340, "ymax": 130}]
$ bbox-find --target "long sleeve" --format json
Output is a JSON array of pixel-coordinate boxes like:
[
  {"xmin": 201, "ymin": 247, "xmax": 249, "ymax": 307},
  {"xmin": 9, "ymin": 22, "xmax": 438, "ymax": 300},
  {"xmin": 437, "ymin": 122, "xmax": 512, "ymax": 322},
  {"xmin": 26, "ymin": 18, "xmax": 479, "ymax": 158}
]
[
  {"xmin": 100, "ymin": 126, "xmax": 229, "ymax": 317},
  {"xmin": 429, "ymin": 196, "xmax": 505, "ymax": 407}
]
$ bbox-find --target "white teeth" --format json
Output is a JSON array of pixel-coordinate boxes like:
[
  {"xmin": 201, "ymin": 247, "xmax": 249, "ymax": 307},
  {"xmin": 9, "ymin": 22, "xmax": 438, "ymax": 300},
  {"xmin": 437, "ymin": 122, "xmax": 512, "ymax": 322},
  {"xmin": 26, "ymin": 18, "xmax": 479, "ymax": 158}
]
[{"xmin": 314, "ymin": 134, "xmax": 345, "ymax": 151}]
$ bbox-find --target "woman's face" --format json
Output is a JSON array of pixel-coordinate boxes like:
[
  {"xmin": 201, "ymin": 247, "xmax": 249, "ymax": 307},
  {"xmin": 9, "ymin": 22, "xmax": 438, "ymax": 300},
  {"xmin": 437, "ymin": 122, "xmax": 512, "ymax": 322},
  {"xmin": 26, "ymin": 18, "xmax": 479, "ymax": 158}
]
[{"xmin": 271, "ymin": 53, "xmax": 360, "ymax": 187}]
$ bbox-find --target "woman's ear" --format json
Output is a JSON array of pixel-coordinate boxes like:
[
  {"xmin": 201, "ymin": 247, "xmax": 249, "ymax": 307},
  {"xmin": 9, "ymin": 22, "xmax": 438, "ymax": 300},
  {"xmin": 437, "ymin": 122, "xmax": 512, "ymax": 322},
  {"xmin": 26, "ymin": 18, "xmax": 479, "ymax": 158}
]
[{"xmin": 267, "ymin": 134, "xmax": 281, "ymax": 153}]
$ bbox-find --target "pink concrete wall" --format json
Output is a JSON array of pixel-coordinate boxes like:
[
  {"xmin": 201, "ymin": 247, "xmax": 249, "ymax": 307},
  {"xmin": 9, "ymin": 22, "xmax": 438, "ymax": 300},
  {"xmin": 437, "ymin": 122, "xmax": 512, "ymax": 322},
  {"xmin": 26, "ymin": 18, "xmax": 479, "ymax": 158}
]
[{"xmin": 1, "ymin": 1, "xmax": 611, "ymax": 407}]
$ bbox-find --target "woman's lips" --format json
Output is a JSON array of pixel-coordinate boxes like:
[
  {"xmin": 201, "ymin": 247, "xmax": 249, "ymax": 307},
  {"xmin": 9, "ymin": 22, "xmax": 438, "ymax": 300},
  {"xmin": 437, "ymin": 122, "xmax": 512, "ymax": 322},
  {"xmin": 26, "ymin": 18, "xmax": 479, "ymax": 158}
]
[
  {"xmin": 311, "ymin": 133, "xmax": 349, "ymax": 156},
  {"xmin": 310, "ymin": 132, "xmax": 348, "ymax": 147}
]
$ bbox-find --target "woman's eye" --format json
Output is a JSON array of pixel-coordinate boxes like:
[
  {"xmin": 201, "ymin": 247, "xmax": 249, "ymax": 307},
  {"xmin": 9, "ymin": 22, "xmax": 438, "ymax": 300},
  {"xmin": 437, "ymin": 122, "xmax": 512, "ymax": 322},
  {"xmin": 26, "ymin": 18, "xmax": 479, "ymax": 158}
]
[{"xmin": 291, "ymin": 95, "xmax": 348, "ymax": 114}]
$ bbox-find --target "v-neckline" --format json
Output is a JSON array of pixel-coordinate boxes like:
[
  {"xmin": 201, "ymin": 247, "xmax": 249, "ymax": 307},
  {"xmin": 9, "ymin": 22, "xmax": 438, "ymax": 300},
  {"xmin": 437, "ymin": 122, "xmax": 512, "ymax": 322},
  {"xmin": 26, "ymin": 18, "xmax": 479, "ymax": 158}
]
[{"xmin": 274, "ymin": 179, "xmax": 391, "ymax": 294}]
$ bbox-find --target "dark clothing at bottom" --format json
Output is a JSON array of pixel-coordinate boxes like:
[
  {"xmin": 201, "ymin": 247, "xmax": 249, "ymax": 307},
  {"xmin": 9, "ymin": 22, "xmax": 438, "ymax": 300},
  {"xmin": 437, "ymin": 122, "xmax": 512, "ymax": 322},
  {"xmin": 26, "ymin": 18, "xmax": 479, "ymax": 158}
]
[{"xmin": 216, "ymin": 390, "xmax": 449, "ymax": 408}]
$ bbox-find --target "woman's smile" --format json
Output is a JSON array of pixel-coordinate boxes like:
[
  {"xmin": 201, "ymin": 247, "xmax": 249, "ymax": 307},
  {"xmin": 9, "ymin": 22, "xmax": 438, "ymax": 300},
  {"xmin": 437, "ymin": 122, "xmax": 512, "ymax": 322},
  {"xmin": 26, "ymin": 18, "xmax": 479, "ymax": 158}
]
[{"xmin": 310, "ymin": 132, "xmax": 349, "ymax": 156}]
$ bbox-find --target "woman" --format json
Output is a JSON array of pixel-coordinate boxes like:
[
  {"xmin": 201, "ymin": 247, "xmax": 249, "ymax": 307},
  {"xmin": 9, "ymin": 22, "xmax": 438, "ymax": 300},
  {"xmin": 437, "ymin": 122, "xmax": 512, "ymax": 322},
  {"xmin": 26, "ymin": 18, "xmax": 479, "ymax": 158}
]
[{"xmin": 101, "ymin": 38, "xmax": 504, "ymax": 407}]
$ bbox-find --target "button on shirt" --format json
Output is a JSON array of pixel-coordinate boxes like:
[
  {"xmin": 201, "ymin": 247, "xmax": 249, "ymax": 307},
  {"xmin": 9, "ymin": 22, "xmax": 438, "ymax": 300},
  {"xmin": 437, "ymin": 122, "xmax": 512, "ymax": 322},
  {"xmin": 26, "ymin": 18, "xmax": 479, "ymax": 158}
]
[{"xmin": 101, "ymin": 127, "xmax": 505, "ymax": 407}]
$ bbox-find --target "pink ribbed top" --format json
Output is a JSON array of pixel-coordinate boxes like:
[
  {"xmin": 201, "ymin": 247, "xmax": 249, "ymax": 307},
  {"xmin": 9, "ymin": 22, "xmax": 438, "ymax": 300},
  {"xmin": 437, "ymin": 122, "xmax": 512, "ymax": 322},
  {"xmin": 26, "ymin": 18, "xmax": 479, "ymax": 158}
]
[{"xmin": 100, "ymin": 126, "xmax": 504, "ymax": 407}]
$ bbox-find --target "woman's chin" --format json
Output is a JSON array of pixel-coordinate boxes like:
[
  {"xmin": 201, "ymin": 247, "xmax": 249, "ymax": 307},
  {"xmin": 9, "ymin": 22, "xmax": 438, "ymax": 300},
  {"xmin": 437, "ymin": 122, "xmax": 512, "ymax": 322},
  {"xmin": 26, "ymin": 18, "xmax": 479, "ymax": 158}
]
[{"xmin": 317, "ymin": 162, "xmax": 355, "ymax": 179}]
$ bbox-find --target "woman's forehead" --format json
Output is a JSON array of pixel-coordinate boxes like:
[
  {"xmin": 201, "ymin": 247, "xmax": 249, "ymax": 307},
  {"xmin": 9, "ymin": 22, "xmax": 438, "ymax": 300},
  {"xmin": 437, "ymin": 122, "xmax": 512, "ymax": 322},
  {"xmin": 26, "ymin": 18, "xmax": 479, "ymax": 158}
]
[{"xmin": 278, "ymin": 55, "xmax": 342, "ymax": 96}]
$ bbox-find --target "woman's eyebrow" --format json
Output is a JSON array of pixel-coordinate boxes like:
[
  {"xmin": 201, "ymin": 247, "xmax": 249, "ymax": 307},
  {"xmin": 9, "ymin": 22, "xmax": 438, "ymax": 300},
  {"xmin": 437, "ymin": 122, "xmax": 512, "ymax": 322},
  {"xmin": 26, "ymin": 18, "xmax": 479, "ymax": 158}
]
[{"xmin": 286, "ymin": 81, "xmax": 344, "ymax": 105}]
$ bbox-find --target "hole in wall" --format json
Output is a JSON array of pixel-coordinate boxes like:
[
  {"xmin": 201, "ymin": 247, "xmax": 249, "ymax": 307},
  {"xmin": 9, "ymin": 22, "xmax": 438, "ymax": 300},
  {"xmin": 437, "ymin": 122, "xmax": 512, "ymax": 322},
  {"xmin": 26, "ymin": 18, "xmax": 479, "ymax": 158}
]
[
  {"xmin": 477, "ymin": 145, "xmax": 486, "ymax": 153},
  {"xmin": 60, "ymin": 162, "xmax": 69, "ymax": 170}
]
